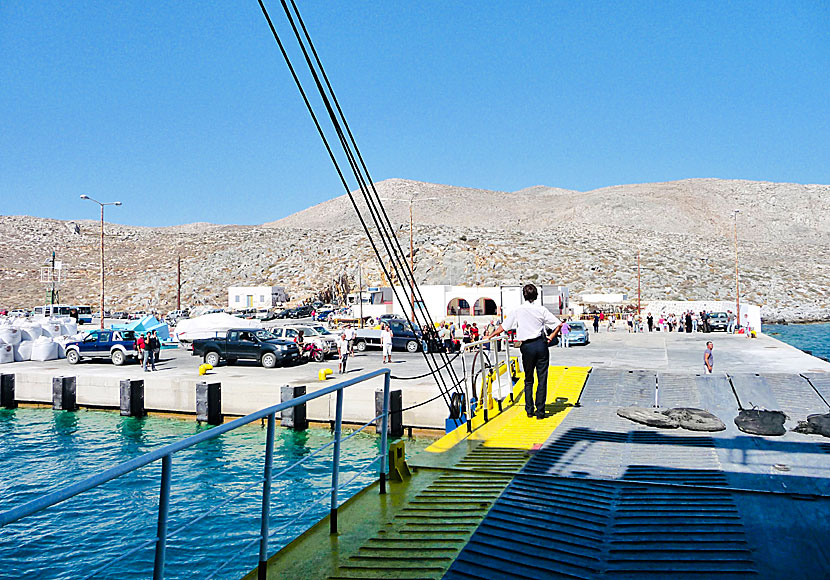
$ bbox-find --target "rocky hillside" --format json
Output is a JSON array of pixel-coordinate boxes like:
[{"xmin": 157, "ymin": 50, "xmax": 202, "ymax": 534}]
[{"xmin": 1, "ymin": 178, "xmax": 828, "ymax": 322}]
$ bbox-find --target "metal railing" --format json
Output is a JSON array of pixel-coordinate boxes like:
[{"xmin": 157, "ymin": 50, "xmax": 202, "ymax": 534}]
[
  {"xmin": 0, "ymin": 368, "xmax": 392, "ymax": 580},
  {"xmin": 459, "ymin": 336, "xmax": 512, "ymax": 432}
]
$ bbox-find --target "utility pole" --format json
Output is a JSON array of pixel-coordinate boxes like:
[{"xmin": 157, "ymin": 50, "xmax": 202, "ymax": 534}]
[
  {"xmin": 733, "ymin": 210, "xmax": 741, "ymax": 331},
  {"xmin": 177, "ymin": 256, "xmax": 181, "ymax": 311},
  {"xmin": 80, "ymin": 195, "xmax": 122, "ymax": 328},
  {"xmin": 358, "ymin": 263, "xmax": 364, "ymax": 328},
  {"xmin": 378, "ymin": 196, "xmax": 437, "ymax": 318},
  {"xmin": 50, "ymin": 250, "xmax": 57, "ymax": 306},
  {"xmin": 637, "ymin": 248, "xmax": 641, "ymax": 315}
]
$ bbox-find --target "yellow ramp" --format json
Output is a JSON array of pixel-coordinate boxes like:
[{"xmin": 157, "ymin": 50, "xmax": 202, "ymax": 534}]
[{"xmin": 426, "ymin": 365, "xmax": 590, "ymax": 453}]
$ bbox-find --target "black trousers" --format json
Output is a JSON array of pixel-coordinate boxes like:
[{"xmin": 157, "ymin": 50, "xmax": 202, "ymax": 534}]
[{"xmin": 520, "ymin": 337, "xmax": 549, "ymax": 416}]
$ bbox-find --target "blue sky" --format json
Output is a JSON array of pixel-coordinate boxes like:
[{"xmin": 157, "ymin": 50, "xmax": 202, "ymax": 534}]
[{"xmin": 1, "ymin": 1, "xmax": 827, "ymax": 226}]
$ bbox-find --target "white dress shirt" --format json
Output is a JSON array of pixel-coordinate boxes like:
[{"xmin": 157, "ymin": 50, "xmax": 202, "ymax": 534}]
[{"xmin": 501, "ymin": 302, "xmax": 561, "ymax": 342}]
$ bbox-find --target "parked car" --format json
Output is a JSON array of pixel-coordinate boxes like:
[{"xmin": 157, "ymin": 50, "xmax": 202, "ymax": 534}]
[
  {"xmin": 707, "ymin": 312, "xmax": 730, "ymax": 332},
  {"xmin": 111, "ymin": 311, "xmax": 129, "ymax": 320},
  {"xmin": 312, "ymin": 308, "xmax": 335, "ymax": 322},
  {"xmin": 65, "ymin": 329, "xmax": 138, "ymax": 366},
  {"xmin": 565, "ymin": 321, "xmax": 590, "ymax": 346},
  {"xmin": 353, "ymin": 318, "xmax": 423, "ymax": 353},
  {"xmin": 191, "ymin": 328, "xmax": 300, "ymax": 368},
  {"xmin": 287, "ymin": 305, "xmax": 314, "ymax": 319},
  {"xmin": 270, "ymin": 324, "xmax": 339, "ymax": 357}
]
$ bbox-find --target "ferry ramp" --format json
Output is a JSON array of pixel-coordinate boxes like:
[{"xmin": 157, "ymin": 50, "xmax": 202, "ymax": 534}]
[{"xmin": 251, "ymin": 367, "xmax": 830, "ymax": 580}]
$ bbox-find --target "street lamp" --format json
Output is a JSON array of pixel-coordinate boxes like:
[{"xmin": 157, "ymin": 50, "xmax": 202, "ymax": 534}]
[
  {"xmin": 80, "ymin": 195, "xmax": 122, "ymax": 328},
  {"xmin": 732, "ymin": 210, "xmax": 740, "ymax": 333}
]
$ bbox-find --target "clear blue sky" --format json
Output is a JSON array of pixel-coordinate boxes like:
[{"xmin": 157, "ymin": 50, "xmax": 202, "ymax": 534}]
[{"xmin": 2, "ymin": 1, "xmax": 827, "ymax": 226}]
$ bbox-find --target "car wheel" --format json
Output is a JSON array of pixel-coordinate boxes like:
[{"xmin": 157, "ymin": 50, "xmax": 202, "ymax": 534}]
[
  {"xmin": 205, "ymin": 351, "xmax": 221, "ymax": 367},
  {"xmin": 406, "ymin": 340, "xmax": 419, "ymax": 353},
  {"xmin": 312, "ymin": 350, "xmax": 325, "ymax": 363},
  {"xmin": 67, "ymin": 350, "xmax": 80, "ymax": 364},
  {"xmin": 355, "ymin": 340, "xmax": 367, "ymax": 352},
  {"xmin": 261, "ymin": 352, "xmax": 277, "ymax": 368},
  {"xmin": 111, "ymin": 350, "xmax": 125, "ymax": 366}
]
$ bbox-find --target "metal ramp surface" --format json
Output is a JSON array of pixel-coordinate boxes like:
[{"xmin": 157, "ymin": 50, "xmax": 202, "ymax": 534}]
[{"xmin": 443, "ymin": 370, "xmax": 830, "ymax": 580}]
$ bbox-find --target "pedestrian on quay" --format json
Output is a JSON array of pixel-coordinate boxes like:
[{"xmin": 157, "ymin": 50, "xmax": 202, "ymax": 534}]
[
  {"xmin": 685, "ymin": 311, "xmax": 693, "ymax": 333},
  {"xmin": 344, "ymin": 324, "xmax": 356, "ymax": 356},
  {"xmin": 560, "ymin": 319, "xmax": 570, "ymax": 348},
  {"xmin": 647, "ymin": 313, "xmax": 654, "ymax": 332},
  {"xmin": 727, "ymin": 311, "xmax": 736, "ymax": 334},
  {"xmin": 337, "ymin": 331, "xmax": 349, "ymax": 373},
  {"xmin": 593, "ymin": 313, "xmax": 600, "ymax": 333},
  {"xmin": 627, "ymin": 313, "xmax": 634, "ymax": 333},
  {"xmin": 150, "ymin": 330, "xmax": 160, "ymax": 368},
  {"xmin": 484, "ymin": 284, "xmax": 563, "ymax": 420},
  {"xmin": 439, "ymin": 323, "xmax": 452, "ymax": 353},
  {"xmin": 381, "ymin": 323, "xmax": 394, "ymax": 363},
  {"xmin": 136, "ymin": 333, "xmax": 146, "ymax": 369},
  {"xmin": 704, "ymin": 341, "xmax": 714, "ymax": 373}
]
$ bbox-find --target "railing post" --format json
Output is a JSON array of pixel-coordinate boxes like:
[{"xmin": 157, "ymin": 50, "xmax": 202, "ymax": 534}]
[
  {"xmin": 153, "ymin": 454, "xmax": 172, "ymax": 580},
  {"xmin": 493, "ymin": 338, "xmax": 503, "ymax": 403},
  {"xmin": 461, "ymin": 350, "xmax": 472, "ymax": 432},
  {"xmin": 329, "ymin": 388, "xmax": 344, "ymax": 534},
  {"xmin": 480, "ymin": 343, "xmax": 489, "ymax": 422},
  {"xmin": 379, "ymin": 372, "xmax": 391, "ymax": 495},
  {"xmin": 258, "ymin": 412, "xmax": 275, "ymax": 580}
]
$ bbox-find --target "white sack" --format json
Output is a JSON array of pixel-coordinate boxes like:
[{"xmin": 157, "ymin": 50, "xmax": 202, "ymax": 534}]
[
  {"xmin": 40, "ymin": 322, "xmax": 62, "ymax": 338},
  {"xmin": 14, "ymin": 341, "xmax": 33, "ymax": 362},
  {"xmin": 31, "ymin": 337, "xmax": 58, "ymax": 361},
  {"xmin": 0, "ymin": 327, "xmax": 21, "ymax": 346},
  {"xmin": 0, "ymin": 344, "xmax": 13, "ymax": 364},
  {"xmin": 18, "ymin": 322, "xmax": 43, "ymax": 341}
]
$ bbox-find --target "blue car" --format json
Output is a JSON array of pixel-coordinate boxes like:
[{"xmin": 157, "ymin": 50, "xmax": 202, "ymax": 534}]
[
  {"xmin": 565, "ymin": 321, "xmax": 590, "ymax": 346},
  {"xmin": 65, "ymin": 329, "xmax": 138, "ymax": 366}
]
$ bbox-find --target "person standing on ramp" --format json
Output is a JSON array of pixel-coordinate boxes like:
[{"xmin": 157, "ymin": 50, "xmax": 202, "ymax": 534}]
[{"xmin": 484, "ymin": 284, "xmax": 563, "ymax": 419}]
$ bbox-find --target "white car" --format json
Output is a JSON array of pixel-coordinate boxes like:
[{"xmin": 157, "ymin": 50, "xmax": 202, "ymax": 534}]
[{"xmin": 270, "ymin": 324, "xmax": 339, "ymax": 356}]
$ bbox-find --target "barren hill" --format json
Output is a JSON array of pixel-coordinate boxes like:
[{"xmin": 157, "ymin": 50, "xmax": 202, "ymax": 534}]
[{"xmin": 1, "ymin": 178, "xmax": 828, "ymax": 322}]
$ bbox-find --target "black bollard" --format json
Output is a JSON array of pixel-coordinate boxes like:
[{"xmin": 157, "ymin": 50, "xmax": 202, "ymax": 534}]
[
  {"xmin": 0, "ymin": 374, "xmax": 16, "ymax": 409},
  {"xmin": 196, "ymin": 381, "xmax": 222, "ymax": 425},
  {"xmin": 52, "ymin": 376, "xmax": 77, "ymax": 411},
  {"xmin": 280, "ymin": 385, "xmax": 308, "ymax": 430},
  {"xmin": 375, "ymin": 388, "xmax": 403, "ymax": 437},
  {"xmin": 120, "ymin": 379, "xmax": 146, "ymax": 417}
]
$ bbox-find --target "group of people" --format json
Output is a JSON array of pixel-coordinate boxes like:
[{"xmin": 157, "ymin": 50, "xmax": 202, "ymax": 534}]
[
  {"xmin": 135, "ymin": 331, "xmax": 161, "ymax": 372},
  {"xmin": 334, "ymin": 322, "xmax": 394, "ymax": 374},
  {"xmin": 589, "ymin": 310, "xmax": 751, "ymax": 336},
  {"xmin": 433, "ymin": 320, "xmax": 499, "ymax": 353}
]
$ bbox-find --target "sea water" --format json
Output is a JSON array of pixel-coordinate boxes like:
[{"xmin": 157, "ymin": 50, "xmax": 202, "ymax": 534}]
[
  {"xmin": 764, "ymin": 322, "xmax": 830, "ymax": 362},
  {"xmin": 0, "ymin": 408, "xmax": 430, "ymax": 580}
]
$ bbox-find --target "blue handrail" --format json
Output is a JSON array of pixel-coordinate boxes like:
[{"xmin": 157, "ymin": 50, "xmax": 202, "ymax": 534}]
[{"xmin": 0, "ymin": 368, "xmax": 393, "ymax": 580}]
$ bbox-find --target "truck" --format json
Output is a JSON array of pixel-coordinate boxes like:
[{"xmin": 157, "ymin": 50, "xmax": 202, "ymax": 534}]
[
  {"xmin": 352, "ymin": 318, "xmax": 423, "ymax": 353},
  {"xmin": 191, "ymin": 328, "xmax": 301, "ymax": 368},
  {"xmin": 65, "ymin": 329, "xmax": 138, "ymax": 366}
]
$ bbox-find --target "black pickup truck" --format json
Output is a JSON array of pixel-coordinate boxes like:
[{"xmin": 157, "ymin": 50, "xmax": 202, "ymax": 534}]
[{"xmin": 191, "ymin": 328, "xmax": 300, "ymax": 368}]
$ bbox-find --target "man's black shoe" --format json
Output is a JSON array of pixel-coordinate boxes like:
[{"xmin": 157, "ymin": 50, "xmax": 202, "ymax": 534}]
[
  {"xmin": 526, "ymin": 412, "xmax": 534, "ymax": 418},
  {"xmin": 536, "ymin": 413, "xmax": 546, "ymax": 420}
]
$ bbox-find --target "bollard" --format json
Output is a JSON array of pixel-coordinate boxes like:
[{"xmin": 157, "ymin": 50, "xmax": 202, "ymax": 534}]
[
  {"xmin": 196, "ymin": 381, "xmax": 222, "ymax": 425},
  {"xmin": 120, "ymin": 379, "xmax": 146, "ymax": 418},
  {"xmin": 375, "ymin": 388, "xmax": 403, "ymax": 437},
  {"xmin": 0, "ymin": 374, "xmax": 16, "ymax": 409},
  {"xmin": 388, "ymin": 440, "xmax": 411, "ymax": 482},
  {"xmin": 280, "ymin": 385, "xmax": 308, "ymax": 431},
  {"xmin": 52, "ymin": 376, "xmax": 77, "ymax": 411}
]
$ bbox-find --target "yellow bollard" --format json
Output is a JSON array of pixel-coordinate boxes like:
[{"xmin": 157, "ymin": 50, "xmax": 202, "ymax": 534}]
[
  {"xmin": 199, "ymin": 363, "xmax": 213, "ymax": 376},
  {"xmin": 318, "ymin": 368, "xmax": 333, "ymax": 381}
]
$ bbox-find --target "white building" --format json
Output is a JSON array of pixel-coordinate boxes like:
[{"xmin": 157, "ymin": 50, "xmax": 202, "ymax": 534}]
[
  {"xmin": 357, "ymin": 284, "xmax": 568, "ymax": 325},
  {"xmin": 227, "ymin": 286, "xmax": 289, "ymax": 310}
]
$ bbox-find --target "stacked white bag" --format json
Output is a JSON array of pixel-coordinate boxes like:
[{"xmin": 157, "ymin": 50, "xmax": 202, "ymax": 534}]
[
  {"xmin": 31, "ymin": 336, "xmax": 59, "ymax": 361},
  {"xmin": 0, "ymin": 342, "xmax": 13, "ymax": 364}
]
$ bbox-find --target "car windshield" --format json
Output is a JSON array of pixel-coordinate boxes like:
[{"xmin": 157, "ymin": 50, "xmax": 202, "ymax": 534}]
[
  {"xmin": 312, "ymin": 325, "xmax": 332, "ymax": 335},
  {"xmin": 712, "ymin": 312, "xmax": 728, "ymax": 318},
  {"xmin": 296, "ymin": 326, "xmax": 318, "ymax": 335},
  {"xmin": 254, "ymin": 329, "xmax": 277, "ymax": 340},
  {"xmin": 569, "ymin": 322, "xmax": 586, "ymax": 330}
]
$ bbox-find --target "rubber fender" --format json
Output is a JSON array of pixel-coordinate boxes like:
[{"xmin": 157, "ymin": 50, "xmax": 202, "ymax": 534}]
[
  {"xmin": 665, "ymin": 408, "xmax": 726, "ymax": 432},
  {"xmin": 449, "ymin": 392, "xmax": 463, "ymax": 419},
  {"xmin": 735, "ymin": 409, "xmax": 787, "ymax": 436},
  {"xmin": 617, "ymin": 406, "xmax": 679, "ymax": 428}
]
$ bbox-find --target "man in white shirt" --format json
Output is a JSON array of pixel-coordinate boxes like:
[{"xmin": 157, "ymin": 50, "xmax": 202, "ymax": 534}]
[
  {"xmin": 344, "ymin": 324, "xmax": 356, "ymax": 356},
  {"xmin": 484, "ymin": 284, "xmax": 563, "ymax": 419},
  {"xmin": 380, "ymin": 323, "xmax": 394, "ymax": 363},
  {"xmin": 337, "ymin": 331, "xmax": 349, "ymax": 373}
]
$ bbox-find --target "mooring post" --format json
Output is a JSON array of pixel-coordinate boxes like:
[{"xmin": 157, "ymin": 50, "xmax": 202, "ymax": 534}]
[
  {"xmin": 0, "ymin": 374, "xmax": 16, "ymax": 409},
  {"xmin": 280, "ymin": 385, "xmax": 308, "ymax": 430},
  {"xmin": 52, "ymin": 376, "xmax": 77, "ymax": 411},
  {"xmin": 196, "ymin": 381, "xmax": 222, "ymax": 425},
  {"xmin": 120, "ymin": 379, "xmax": 145, "ymax": 417},
  {"xmin": 375, "ymin": 388, "xmax": 403, "ymax": 437}
]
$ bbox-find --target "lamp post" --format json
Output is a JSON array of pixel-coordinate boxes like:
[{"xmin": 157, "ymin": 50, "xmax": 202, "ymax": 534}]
[
  {"xmin": 80, "ymin": 195, "xmax": 122, "ymax": 328},
  {"xmin": 378, "ymin": 196, "xmax": 437, "ymax": 318},
  {"xmin": 732, "ymin": 210, "xmax": 740, "ymax": 332}
]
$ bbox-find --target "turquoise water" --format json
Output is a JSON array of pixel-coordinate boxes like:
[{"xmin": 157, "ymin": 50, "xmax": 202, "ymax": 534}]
[
  {"xmin": 764, "ymin": 323, "xmax": 830, "ymax": 362},
  {"xmin": 0, "ymin": 408, "xmax": 430, "ymax": 580}
]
